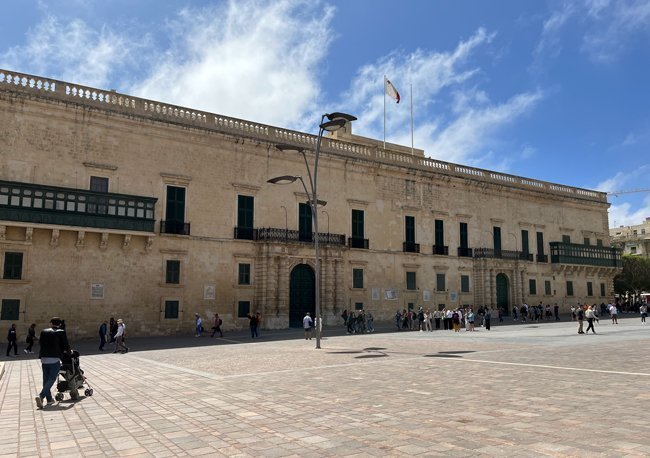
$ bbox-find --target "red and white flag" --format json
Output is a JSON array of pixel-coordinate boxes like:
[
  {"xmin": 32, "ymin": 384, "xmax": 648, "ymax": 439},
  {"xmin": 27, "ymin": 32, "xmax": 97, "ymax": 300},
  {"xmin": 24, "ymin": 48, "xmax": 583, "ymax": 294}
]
[{"xmin": 385, "ymin": 78, "xmax": 400, "ymax": 103}]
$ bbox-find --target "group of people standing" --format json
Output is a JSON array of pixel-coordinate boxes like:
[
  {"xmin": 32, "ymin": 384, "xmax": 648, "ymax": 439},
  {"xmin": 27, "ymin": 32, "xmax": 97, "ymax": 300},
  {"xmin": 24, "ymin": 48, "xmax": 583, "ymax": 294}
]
[
  {"xmin": 393, "ymin": 307, "xmax": 495, "ymax": 333},
  {"xmin": 98, "ymin": 317, "xmax": 128, "ymax": 353},
  {"xmin": 340, "ymin": 309, "xmax": 375, "ymax": 334},
  {"xmin": 511, "ymin": 302, "xmax": 560, "ymax": 322}
]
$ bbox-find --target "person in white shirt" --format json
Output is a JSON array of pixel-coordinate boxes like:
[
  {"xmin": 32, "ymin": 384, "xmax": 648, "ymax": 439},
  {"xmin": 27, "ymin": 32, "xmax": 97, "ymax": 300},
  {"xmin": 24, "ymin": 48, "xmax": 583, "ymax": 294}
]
[
  {"xmin": 303, "ymin": 312, "xmax": 313, "ymax": 340},
  {"xmin": 640, "ymin": 304, "xmax": 647, "ymax": 324},
  {"xmin": 113, "ymin": 319, "xmax": 128, "ymax": 353},
  {"xmin": 585, "ymin": 306, "xmax": 598, "ymax": 334}
]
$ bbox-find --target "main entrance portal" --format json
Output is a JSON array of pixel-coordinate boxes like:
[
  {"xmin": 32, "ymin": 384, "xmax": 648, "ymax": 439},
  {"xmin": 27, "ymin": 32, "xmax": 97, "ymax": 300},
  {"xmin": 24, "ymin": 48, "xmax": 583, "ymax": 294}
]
[
  {"xmin": 289, "ymin": 264, "xmax": 315, "ymax": 328},
  {"xmin": 496, "ymin": 273, "xmax": 509, "ymax": 314}
]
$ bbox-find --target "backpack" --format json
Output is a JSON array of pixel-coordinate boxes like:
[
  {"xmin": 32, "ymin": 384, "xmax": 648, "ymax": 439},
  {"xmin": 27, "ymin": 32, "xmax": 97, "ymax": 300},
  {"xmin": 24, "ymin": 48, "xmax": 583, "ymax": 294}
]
[{"xmin": 218, "ymin": 318, "xmax": 223, "ymax": 326}]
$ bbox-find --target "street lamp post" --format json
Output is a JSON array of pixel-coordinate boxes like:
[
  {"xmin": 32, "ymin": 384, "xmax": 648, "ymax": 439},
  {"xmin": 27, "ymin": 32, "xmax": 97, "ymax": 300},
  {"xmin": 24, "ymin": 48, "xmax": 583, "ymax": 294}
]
[
  {"xmin": 280, "ymin": 205, "xmax": 288, "ymax": 242},
  {"xmin": 268, "ymin": 112, "xmax": 356, "ymax": 349}
]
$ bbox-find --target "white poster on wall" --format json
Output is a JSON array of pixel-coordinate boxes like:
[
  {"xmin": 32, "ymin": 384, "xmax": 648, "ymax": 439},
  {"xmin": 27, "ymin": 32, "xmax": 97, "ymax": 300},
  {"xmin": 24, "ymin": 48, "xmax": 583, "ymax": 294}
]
[
  {"xmin": 384, "ymin": 288, "xmax": 398, "ymax": 300},
  {"xmin": 371, "ymin": 288, "xmax": 380, "ymax": 301},
  {"xmin": 203, "ymin": 284, "xmax": 216, "ymax": 300},
  {"xmin": 450, "ymin": 291, "xmax": 458, "ymax": 302},
  {"xmin": 423, "ymin": 290, "xmax": 431, "ymax": 302}
]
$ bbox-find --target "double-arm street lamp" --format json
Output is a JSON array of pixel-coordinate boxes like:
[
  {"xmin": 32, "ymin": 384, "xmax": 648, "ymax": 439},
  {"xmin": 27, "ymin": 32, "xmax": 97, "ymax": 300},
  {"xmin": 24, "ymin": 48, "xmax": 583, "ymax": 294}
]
[{"xmin": 267, "ymin": 112, "xmax": 356, "ymax": 349}]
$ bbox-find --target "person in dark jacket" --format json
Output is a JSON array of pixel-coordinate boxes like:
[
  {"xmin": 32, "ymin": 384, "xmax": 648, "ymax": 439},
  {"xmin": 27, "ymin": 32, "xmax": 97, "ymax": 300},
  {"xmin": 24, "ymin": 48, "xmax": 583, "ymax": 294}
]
[
  {"xmin": 25, "ymin": 323, "xmax": 36, "ymax": 353},
  {"xmin": 6, "ymin": 324, "xmax": 18, "ymax": 356},
  {"xmin": 98, "ymin": 321, "xmax": 108, "ymax": 351},
  {"xmin": 35, "ymin": 317, "xmax": 70, "ymax": 409}
]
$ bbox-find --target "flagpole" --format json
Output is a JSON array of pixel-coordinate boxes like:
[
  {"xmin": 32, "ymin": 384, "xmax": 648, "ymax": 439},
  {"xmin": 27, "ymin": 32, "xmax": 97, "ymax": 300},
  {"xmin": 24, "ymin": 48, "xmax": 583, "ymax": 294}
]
[
  {"xmin": 383, "ymin": 75, "xmax": 386, "ymax": 150},
  {"xmin": 410, "ymin": 83, "xmax": 414, "ymax": 156}
]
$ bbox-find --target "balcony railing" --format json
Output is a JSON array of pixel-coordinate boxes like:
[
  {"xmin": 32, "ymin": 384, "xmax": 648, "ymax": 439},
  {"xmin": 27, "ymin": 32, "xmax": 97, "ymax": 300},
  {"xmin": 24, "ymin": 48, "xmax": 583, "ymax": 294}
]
[
  {"xmin": 252, "ymin": 227, "xmax": 346, "ymax": 246},
  {"xmin": 161, "ymin": 220, "xmax": 191, "ymax": 235},
  {"xmin": 536, "ymin": 254, "xmax": 548, "ymax": 263},
  {"xmin": 550, "ymin": 242, "xmax": 621, "ymax": 268},
  {"xmin": 348, "ymin": 237, "xmax": 369, "ymax": 249},
  {"xmin": 0, "ymin": 179, "xmax": 157, "ymax": 232},
  {"xmin": 473, "ymin": 248, "xmax": 533, "ymax": 260},
  {"xmin": 432, "ymin": 245, "xmax": 449, "ymax": 255},
  {"xmin": 403, "ymin": 241, "xmax": 420, "ymax": 253},
  {"xmin": 457, "ymin": 247, "xmax": 473, "ymax": 257}
]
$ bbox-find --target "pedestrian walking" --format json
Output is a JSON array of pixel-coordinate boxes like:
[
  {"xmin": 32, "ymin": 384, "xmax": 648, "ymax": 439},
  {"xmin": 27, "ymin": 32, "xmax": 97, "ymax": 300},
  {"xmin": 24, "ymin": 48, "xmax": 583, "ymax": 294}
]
[
  {"xmin": 98, "ymin": 320, "xmax": 107, "ymax": 351},
  {"xmin": 25, "ymin": 323, "xmax": 36, "ymax": 353},
  {"xmin": 210, "ymin": 313, "xmax": 224, "ymax": 337},
  {"xmin": 577, "ymin": 307, "xmax": 585, "ymax": 334},
  {"xmin": 609, "ymin": 303, "xmax": 618, "ymax": 324},
  {"xmin": 485, "ymin": 308, "xmax": 492, "ymax": 330},
  {"xmin": 35, "ymin": 317, "xmax": 70, "ymax": 409},
  {"xmin": 554, "ymin": 303, "xmax": 560, "ymax": 321},
  {"xmin": 6, "ymin": 323, "xmax": 18, "ymax": 356},
  {"xmin": 585, "ymin": 305, "xmax": 598, "ymax": 334},
  {"xmin": 641, "ymin": 304, "xmax": 647, "ymax": 324},
  {"xmin": 195, "ymin": 313, "xmax": 203, "ymax": 337},
  {"xmin": 108, "ymin": 317, "xmax": 117, "ymax": 343},
  {"xmin": 113, "ymin": 318, "xmax": 128, "ymax": 353},
  {"xmin": 247, "ymin": 313, "xmax": 259, "ymax": 338},
  {"xmin": 303, "ymin": 312, "xmax": 313, "ymax": 340}
]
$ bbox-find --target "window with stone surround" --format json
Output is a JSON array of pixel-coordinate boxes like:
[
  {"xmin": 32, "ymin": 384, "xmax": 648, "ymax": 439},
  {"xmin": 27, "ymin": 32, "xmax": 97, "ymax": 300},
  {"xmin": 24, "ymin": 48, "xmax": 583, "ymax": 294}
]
[
  {"xmin": 164, "ymin": 300, "xmax": 179, "ymax": 319},
  {"xmin": 529, "ymin": 279, "xmax": 537, "ymax": 295},
  {"xmin": 165, "ymin": 260, "xmax": 180, "ymax": 284},
  {"xmin": 587, "ymin": 281, "xmax": 593, "ymax": 297},
  {"xmin": 3, "ymin": 252, "xmax": 23, "ymax": 280},
  {"xmin": 238, "ymin": 263, "xmax": 251, "ymax": 285},
  {"xmin": 436, "ymin": 273, "xmax": 446, "ymax": 292},
  {"xmin": 406, "ymin": 271, "xmax": 417, "ymax": 290},
  {"xmin": 566, "ymin": 281, "xmax": 574, "ymax": 296},
  {"xmin": 461, "ymin": 275, "xmax": 470, "ymax": 293},
  {"xmin": 1, "ymin": 299, "xmax": 20, "ymax": 320},
  {"xmin": 352, "ymin": 268, "xmax": 364, "ymax": 289}
]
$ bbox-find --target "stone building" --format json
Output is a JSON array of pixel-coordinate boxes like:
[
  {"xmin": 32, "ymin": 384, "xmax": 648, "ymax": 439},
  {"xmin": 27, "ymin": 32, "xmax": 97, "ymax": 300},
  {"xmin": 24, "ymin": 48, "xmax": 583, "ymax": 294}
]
[
  {"xmin": 0, "ymin": 69, "xmax": 621, "ymax": 338},
  {"xmin": 610, "ymin": 217, "xmax": 650, "ymax": 259}
]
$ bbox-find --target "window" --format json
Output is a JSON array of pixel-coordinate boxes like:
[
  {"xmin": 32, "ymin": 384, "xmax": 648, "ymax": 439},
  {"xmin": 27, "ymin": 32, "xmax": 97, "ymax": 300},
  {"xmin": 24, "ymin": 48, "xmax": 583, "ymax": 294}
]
[
  {"xmin": 90, "ymin": 176, "xmax": 109, "ymax": 192},
  {"xmin": 584, "ymin": 237, "xmax": 590, "ymax": 246},
  {"xmin": 352, "ymin": 268, "xmax": 364, "ymax": 289},
  {"xmin": 236, "ymin": 195, "xmax": 254, "ymax": 239},
  {"xmin": 406, "ymin": 271, "xmax": 417, "ymax": 290},
  {"xmin": 1, "ymin": 299, "xmax": 20, "ymax": 320},
  {"xmin": 3, "ymin": 252, "xmax": 23, "ymax": 280},
  {"xmin": 545, "ymin": 280, "xmax": 552, "ymax": 295},
  {"xmin": 164, "ymin": 186, "xmax": 187, "ymax": 234},
  {"xmin": 630, "ymin": 246, "xmax": 637, "ymax": 254},
  {"xmin": 596, "ymin": 239, "xmax": 603, "ymax": 247},
  {"xmin": 529, "ymin": 279, "xmax": 537, "ymax": 295},
  {"xmin": 521, "ymin": 230, "xmax": 529, "ymax": 255},
  {"xmin": 600, "ymin": 283, "xmax": 606, "ymax": 297},
  {"xmin": 566, "ymin": 281, "xmax": 574, "ymax": 296},
  {"xmin": 351, "ymin": 209, "xmax": 364, "ymax": 238},
  {"xmin": 493, "ymin": 227, "xmax": 502, "ymax": 253},
  {"xmin": 537, "ymin": 232, "xmax": 545, "ymax": 254},
  {"xmin": 238, "ymin": 263, "xmax": 251, "ymax": 285},
  {"xmin": 461, "ymin": 275, "xmax": 470, "ymax": 293},
  {"xmin": 587, "ymin": 281, "xmax": 593, "ymax": 296},
  {"xmin": 405, "ymin": 216, "xmax": 415, "ymax": 243},
  {"xmin": 165, "ymin": 260, "xmax": 180, "ymax": 284},
  {"xmin": 562, "ymin": 235, "xmax": 571, "ymax": 244},
  {"xmin": 164, "ymin": 300, "xmax": 179, "ymax": 319},
  {"xmin": 238, "ymin": 301, "xmax": 250, "ymax": 317},
  {"xmin": 299, "ymin": 203, "xmax": 312, "ymax": 241},
  {"xmin": 434, "ymin": 220, "xmax": 444, "ymax": 246},
  {"xmin": 355, "ymin": 302, "xmax": 364, "ymax": 311},
  {"xmin": 407, "ymin": 302, "xmax": 415, "ymax": 310},
  {"xmin": 436, "ymin": 273, "xmax": 446, "ymax": 291},
  {"xmin": 459, "ymin": 222, "xmax": 469, "ymax": 249}
]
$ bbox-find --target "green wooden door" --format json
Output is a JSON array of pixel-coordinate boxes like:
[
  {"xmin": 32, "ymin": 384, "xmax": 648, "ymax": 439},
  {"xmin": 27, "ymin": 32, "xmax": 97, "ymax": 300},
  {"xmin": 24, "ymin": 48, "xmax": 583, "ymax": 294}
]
[
  {"xmin": 290, "ymin": 264, "xmax": 315, "ymax": 327},
  {"xmin": 496, "ymin": 273, "xmax": 509, "ymax": 313}
]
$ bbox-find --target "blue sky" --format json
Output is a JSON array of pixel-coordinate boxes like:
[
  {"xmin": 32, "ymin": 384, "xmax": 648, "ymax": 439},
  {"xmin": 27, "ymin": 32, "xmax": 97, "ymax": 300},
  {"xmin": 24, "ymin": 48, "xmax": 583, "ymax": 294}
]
[{"xmin": 1, "ymin": 0, "xmax": 649, "ymax": 227}]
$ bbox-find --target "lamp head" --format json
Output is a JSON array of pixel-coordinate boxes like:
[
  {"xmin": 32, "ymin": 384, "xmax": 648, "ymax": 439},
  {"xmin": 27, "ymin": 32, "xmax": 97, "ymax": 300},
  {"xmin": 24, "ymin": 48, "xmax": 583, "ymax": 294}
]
[
  {"xmin": 319, "ymin": 118, "xmax": 347, "ymax": 132},
  {"xmin": 326, "ymin": 112, "xmax": 357, "ymax": 123},
  {"xmin": 267, "ymin": 175, "xmax": 300, "ymax": 185},
  {"xmin": 275, "ymin": 144, "xmax": 305, "ymax": 154}
]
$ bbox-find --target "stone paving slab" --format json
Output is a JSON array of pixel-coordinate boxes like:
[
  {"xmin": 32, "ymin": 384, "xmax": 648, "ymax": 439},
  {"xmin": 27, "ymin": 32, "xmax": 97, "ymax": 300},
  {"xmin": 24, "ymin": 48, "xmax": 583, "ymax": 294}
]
[{"xmin": 1, "ymin": 317, "xmax": 649, "ymax": 456}]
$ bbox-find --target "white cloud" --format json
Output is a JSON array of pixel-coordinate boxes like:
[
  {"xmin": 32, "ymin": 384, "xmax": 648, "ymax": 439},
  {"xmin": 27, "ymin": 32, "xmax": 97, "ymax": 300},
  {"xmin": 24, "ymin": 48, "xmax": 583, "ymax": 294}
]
[
  {"xmin": 131, "ymin": 0, "xmax": 334, "ymax": 129},
  {"xmin": 530, "ymin": 3, "xmax": 575, "ymax": 74},
  {"xmin": 595, "ymin": 166, "xmax": 650, "ymax": 227},
  {"xmin": 0, "ymin": 16, "xmax": 141, "ymax": 88},
  {"xmin": 608, "ymin": 194, "xmax": 650, "ymax": 227}
]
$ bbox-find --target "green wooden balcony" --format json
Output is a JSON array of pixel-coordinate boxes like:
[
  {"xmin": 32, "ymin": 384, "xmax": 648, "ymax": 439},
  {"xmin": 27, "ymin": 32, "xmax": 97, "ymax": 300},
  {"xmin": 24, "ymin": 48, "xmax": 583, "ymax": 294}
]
[
  {"xmin": 549, "ymin": 242, "xmax": 621, "ymax": 268},
  {"xmin": 0, "ymin": 180, "xmax": 157, "ymax": 232}
]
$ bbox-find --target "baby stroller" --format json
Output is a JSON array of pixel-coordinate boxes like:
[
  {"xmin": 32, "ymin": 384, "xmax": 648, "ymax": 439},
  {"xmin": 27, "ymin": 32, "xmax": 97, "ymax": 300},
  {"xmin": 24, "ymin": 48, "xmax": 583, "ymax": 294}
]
[{"xmin": 55, "ymin": 350, "xmax": 94, "ymax": 401}]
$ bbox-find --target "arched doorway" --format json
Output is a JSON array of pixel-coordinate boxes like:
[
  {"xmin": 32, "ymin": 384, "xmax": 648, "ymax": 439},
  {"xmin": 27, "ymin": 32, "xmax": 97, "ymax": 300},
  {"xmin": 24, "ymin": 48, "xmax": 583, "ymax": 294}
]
[
  {"xmin": 496, "ymin": 273, "xmax": 509, "ymax": 314},
  {"xmin": 289, "ymin": 264, "xmax": 315, "ymax": 327}
]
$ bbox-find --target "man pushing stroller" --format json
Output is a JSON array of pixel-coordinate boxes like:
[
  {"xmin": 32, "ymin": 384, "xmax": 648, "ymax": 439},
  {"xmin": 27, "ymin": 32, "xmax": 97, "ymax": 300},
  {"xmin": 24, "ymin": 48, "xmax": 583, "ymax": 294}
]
[{"xmin": 35, "ymin": 317, "xmax": 70, "ymax": 409}]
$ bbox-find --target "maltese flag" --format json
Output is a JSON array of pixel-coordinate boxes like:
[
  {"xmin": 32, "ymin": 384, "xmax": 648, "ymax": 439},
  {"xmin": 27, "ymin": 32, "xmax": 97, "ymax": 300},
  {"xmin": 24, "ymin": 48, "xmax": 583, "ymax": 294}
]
[{"xmin": 385, "ymin": 78, "xmax": 400, "ymax": 103}]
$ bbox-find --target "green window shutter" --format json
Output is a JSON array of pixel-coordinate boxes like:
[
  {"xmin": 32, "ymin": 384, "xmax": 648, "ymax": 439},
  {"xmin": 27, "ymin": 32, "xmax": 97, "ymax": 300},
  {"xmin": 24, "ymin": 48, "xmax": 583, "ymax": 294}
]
[
  {"xmin": 351, "ymin": 209, "xmax": 364, "ymax": 238},
  {"xmin": 166, "ymin": 186, "xmax": 186, "ymax": 223},
  {"xmin": 237, "ymin": 195, "xmax": 254, "ymax": 229},
  {"xmin": 587, "ymin": 282, "xmax": 593, "ymax": 296},
  {"xmin": 406, "ymin": 271, "xmax": 417, "ymax": 290},
  {"xmin": 164, "ymin": 300, "xmax": 179, "ymax": 319},
  {"xmin": 529, "ymin": 279, "xmax": 537, "ymax": 295},
  {"xmin": 521, "ymin": 230, "xmax": 529, "ymax": 254},
  {"xmin": 566, "ymin": 281, "xmax": 574, "ymax": 296},
  {"xmin": 461, "ymin": 275, "xmax": 470, "ymax": 293},
  {"xmin": 238, "ymin": 263, "xmax": 251, "ymax": 285},
  {"xmin": 436, "ymin": 273, "xmax": 446, "ymax": 291},
  {"xmin": 545, "ymin": 280, "xmax": 551, "ymax": 295},
  {"xmin": 434, "ymin": 219, "xmax": 444, "ymax": 246},
  {"xmin": 299, "ymin": 203, "xmax": 312, "ymax": 240},
  {"xmin": 405, "ymin": 216, "xmax": 415, "ymax": 243},
  {"xmin": 459, "ymin": 222, "xmax": 469, "ymax": 249},
  {"xmin": 165, "ymin": 260, "xmax": 180, "ymax": 284},
  {"xmin": 493, "ymin": 227, "xmax": 502, "ymax": 253},
  {"xmin": 352, "ymin": 268, "xmax": 364, "ymax": 288}
]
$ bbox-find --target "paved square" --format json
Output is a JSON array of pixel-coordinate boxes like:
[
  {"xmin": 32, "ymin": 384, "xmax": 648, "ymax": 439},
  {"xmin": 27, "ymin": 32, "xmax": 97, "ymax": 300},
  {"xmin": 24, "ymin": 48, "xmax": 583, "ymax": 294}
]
[{"xmin": 1, "ymin": 317, "xmax": 649, "ymax": 457}]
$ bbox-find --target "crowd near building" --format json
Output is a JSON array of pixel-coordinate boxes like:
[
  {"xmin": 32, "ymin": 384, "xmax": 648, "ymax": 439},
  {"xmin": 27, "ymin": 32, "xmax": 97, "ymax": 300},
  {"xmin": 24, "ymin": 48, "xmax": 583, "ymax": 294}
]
[{"xmin": 0, "ymin": 69, "xmax": 622, "ymax": 338}]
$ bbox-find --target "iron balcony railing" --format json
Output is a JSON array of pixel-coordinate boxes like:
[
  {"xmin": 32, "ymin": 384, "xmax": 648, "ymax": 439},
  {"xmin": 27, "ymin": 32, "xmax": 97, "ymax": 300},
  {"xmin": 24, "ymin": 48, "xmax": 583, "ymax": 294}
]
[
  {"xmin": 536, "ymin": 254, "xmax": 548, "ymax": 263},
  {"xmin": 239, "ymin": 227, "xmax": 346, "ymax": 246},
  {"xmin": 457, "ymin": 247, "xmax": 473, "ymax": 257},
  {"xmin": 432, "ymin": 245, "xmax": 449, "ymax": 255},
  {"xmin": 161, "ymin": 220, "xmax": 191, "ymax": 236},
  {"xmin": 403, "ymin": 241, "xmax": 420, "ymax": 253},
  {"xmin": 348, "ymin": 237, "xmax": 370, "ymax": 249},
  {"xmin": 549, "ymin": 242, "xmax": 621, "ymax": 268},
  {"xmin": 473, "ymin": 248, "xmax": 534, "ymax": 261},
  {"xmin": 0, "ymin": 179, "xmax": 157, "ymax": 232}
]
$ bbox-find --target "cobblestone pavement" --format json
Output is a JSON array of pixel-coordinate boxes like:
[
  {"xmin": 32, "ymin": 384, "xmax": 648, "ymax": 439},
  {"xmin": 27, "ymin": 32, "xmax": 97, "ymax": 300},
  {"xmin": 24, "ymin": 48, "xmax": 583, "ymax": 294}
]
[{"xmin": 1, "ymin": 317, "xmax": 649, "ymax": 457}]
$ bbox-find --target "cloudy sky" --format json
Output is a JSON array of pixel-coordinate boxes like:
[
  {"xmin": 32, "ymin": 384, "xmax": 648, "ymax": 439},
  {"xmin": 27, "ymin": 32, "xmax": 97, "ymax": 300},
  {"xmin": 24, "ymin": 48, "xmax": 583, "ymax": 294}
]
[{"xmin": 1, "ymin": 0, "xmax": 649, "ymax": 227}]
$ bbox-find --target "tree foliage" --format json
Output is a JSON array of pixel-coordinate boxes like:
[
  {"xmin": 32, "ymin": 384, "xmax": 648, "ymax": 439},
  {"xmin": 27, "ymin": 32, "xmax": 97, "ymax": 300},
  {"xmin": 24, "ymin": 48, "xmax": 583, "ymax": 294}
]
[{"xmin": 614, "ymin": 255, "xmax": 650, "ymax": 296}]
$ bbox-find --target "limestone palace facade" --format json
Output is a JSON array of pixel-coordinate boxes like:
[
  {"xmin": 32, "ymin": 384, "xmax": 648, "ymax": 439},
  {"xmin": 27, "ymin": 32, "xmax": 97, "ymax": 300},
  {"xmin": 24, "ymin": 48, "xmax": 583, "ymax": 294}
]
[{"xmin": 0, "ymin": 69, "xmax": 621, "ymax": 338}]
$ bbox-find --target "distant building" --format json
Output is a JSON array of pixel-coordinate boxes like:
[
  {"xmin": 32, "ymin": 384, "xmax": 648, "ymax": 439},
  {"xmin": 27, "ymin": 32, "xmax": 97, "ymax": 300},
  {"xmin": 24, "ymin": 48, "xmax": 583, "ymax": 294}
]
[
  {"xmin": 0, "ymin": 69, "xmax": 622, "ymax": 338},
  {"xmin": 610, "ymin": 217, "xmax": 650, "ymax": 259}
]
